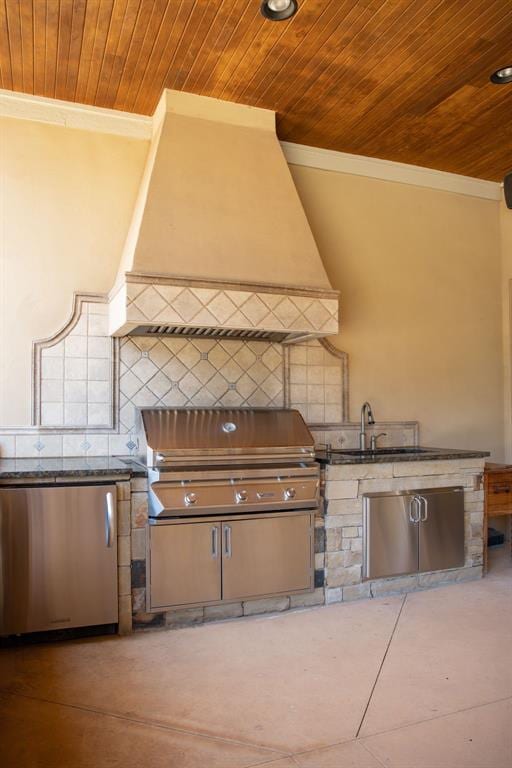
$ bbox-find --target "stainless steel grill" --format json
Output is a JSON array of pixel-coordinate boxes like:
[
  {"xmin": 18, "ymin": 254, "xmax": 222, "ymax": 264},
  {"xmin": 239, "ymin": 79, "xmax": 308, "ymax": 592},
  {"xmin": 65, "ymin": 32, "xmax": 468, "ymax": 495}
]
[{"xmin": 140, "ymin": 407, "xmax": 320, "ymax": 519}]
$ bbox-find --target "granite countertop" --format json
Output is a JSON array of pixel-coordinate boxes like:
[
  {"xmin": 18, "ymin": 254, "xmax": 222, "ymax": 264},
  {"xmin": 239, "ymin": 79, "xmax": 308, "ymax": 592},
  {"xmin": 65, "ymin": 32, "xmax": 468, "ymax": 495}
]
[
  {"xmin": 0, "ymin": 447, "xmax": 491, "ymax": 479},
  {"xmin": 316, "ymin": 446, "xmax": 490, "ymax": 465},
  {"xmin": 0, "ymin": 456, "xmax": 147, "ymax": 480}
]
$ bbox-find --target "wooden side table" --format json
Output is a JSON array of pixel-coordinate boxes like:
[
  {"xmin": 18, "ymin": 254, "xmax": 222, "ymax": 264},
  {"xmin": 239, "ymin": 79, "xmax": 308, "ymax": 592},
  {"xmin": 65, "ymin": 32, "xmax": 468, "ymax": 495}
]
[{"xmin": 484, "ymin": 462, "xmax": 512, "ymax": 573}]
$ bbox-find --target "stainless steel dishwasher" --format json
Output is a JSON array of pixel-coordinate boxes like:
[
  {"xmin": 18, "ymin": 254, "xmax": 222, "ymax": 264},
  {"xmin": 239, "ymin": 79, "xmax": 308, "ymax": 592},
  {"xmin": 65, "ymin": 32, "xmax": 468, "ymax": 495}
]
[
  {"xmin": 0, "ymin": 484, "xmax": 118, "ymax": 634},
  {"xmin": 363, "ymin": 486, "xmax": 465, "ymax": 580}
]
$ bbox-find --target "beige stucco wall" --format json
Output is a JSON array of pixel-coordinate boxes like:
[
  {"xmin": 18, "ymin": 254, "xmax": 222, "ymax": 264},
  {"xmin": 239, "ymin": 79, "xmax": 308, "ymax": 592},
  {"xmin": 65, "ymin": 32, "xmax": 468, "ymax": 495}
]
[
  {"xmin": 290, "ymin": 165, "xmax": 504, "ymax": 459},
  {"xmin": 0, "ymin": 116, "xmax": 148, "ymax": 425},
  {"xmin": 0, "ymin": 113, "xmax": 506, "ymax": 460},
  {"xmin": 500, "ymin": 200, "xmax": 512, "ymax": 462}
]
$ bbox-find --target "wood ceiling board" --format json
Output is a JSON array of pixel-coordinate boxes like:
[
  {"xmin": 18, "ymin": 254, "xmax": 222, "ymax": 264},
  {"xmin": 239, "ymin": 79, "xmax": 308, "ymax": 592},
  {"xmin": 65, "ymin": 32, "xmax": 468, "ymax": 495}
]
[{"xmin": 0, "ymin": 0, "xmax": 511, "ymax": 180}]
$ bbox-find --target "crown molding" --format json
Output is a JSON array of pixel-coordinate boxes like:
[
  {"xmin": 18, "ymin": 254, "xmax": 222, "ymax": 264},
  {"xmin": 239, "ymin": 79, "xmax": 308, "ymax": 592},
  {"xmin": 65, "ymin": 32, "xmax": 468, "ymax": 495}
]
[
  {"xmin": 0, "ymin": 89, "xmax": 152, "ymax": 139},
  {"xmin": 280, "ymin": 141, "xmax": 502, "ymax": 201},
  {"xmin": 0, "ymin": 89, "xmax": 501, "ymax": 200}
]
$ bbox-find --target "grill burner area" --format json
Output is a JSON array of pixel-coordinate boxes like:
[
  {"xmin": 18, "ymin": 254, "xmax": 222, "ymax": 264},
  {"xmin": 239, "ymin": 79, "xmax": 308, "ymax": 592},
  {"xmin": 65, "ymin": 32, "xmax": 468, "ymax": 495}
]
[{"xmin": 140, "ymin": 407, "xmax": 320, "ymax": 519}]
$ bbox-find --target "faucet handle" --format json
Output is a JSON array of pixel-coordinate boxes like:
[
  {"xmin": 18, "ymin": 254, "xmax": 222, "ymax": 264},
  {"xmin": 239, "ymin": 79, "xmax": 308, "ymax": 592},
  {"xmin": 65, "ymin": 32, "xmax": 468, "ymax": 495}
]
[{"xmin": 370, "ymin": 432, "xmax": 387, "ymax": 451}]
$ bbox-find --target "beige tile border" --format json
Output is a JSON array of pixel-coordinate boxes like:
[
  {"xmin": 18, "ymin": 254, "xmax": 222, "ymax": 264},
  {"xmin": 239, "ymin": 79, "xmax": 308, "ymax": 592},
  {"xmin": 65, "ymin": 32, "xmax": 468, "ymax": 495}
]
[
  {"xmin": 123, "ymin": 271, "xmax": 340, "ymax": 300},
  {"xmin": 31, "ymin": 292, "xmax": 119, "ymax": 433}
]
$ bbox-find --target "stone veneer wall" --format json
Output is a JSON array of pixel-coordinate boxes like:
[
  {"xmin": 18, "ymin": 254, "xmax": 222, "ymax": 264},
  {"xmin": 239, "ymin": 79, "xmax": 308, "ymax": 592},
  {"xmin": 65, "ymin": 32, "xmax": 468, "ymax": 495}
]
[{"xmin": 321, "ymin": 457, "xmax": 485, "ymax": 604}]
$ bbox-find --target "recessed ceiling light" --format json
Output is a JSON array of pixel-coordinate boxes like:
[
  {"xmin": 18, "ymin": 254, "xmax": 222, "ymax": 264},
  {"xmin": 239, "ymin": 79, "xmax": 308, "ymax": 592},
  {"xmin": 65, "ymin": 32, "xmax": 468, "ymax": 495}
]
[
  {"xmin": 490, "ymin": 66, "xmax": 512, "ymax": 84},
  {"xmin": 260, "ymin": 0, "xmax": 298, "ymax": 22}
]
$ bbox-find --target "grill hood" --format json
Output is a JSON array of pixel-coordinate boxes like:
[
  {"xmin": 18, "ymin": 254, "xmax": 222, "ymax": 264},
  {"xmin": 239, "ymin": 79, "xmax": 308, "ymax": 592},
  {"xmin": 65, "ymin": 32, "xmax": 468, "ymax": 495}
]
[{"xmin": 109, "ymin": 90, "xmax": 338, "ymax": 343}]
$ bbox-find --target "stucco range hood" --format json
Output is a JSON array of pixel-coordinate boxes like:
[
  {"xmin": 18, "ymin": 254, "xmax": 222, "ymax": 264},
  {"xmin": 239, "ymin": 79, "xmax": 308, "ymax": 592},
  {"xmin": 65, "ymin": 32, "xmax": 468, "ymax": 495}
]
[{"xmin": 109, "ymin": 90, "xmax": 339, "ymax": 343}]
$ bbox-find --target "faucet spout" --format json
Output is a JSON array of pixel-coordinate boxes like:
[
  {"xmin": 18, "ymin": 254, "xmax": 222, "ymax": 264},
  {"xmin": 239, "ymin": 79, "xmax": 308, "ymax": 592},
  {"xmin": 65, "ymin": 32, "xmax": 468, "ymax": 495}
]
[{"xmin": 359, "ymin": 401, "xmax": 375, "ymax": 451}]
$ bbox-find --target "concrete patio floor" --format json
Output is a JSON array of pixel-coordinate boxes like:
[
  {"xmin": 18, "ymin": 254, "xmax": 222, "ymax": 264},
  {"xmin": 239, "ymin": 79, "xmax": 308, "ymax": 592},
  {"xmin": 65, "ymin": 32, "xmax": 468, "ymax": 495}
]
[{"xmin": 1, "ymin": 548, "xmax": 511, "ymax": 768}]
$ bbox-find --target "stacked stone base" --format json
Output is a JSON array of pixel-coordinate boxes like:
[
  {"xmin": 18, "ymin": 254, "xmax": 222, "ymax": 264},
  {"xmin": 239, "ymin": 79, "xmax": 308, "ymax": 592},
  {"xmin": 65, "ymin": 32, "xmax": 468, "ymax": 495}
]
[
  {"xmin": 131, "ymin": 589, "xmax": 326, "ymax": 631},
  {"xmin": 122, "ymin": 457, "xmax": 486, "ymax": 632},
  {"xmin": 322, "ymin": 457, "xmax": 485, "ymax": 606}
]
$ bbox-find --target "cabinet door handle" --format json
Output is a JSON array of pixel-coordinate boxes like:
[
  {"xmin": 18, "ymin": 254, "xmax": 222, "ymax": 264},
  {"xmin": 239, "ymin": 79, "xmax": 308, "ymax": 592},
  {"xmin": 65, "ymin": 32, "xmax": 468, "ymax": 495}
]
[
  {"xmin": 105, "ymin": 492, "xmax": 114, "ymax": 548},
  {"xmin": 409, "ymin": 497, "xmax": 421, "ymax": 523},
  {"xmin": 211, "ymin": 526, "xmax": 219, "ymax": 559},
  {"xmin": 224, "ymin": 525, "xmax": 232, "ymax": 559},
  {"xmin": 492, "ymin": 484, "xmax": 511, "ymax": 494},
  {"xmin": 419, "ymin": 495, "xmax": 428, "ymax": 522}
]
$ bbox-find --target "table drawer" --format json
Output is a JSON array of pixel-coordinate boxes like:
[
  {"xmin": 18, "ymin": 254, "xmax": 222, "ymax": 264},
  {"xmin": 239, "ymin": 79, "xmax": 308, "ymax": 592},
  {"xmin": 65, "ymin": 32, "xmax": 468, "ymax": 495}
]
[{"xmin": 486, "ymin": 473, "xmax": 512, "ymax": 510}]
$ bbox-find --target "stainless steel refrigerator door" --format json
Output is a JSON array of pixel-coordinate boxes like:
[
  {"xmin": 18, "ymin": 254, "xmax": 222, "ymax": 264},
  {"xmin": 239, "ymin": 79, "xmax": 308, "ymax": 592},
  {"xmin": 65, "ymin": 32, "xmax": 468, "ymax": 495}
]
[
  {"xmin": 363, "ymin": 491, "xmax": 419, "ymax": 579},
  {"xmin": 0, "ymin": 485, "xmax": 118, "ymax": 634},
  {"xmin": 221, "ymin": 513, "xmax": 313, "ymax": 601},
  {"xmin": 417, "ymin": 486, "xmax": 465, "ymax": 572}
]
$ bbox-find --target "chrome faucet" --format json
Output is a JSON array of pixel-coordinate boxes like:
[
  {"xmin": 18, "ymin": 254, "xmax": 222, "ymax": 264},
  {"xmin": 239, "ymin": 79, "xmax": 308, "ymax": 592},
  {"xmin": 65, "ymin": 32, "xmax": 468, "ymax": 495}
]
[
  {"xmin": 359, "ymin": 401, "xmax": 375, "ymax": 450},
  {"xmin": 370, "ymin": 432, "xmax": 387, "ymax": 452}
]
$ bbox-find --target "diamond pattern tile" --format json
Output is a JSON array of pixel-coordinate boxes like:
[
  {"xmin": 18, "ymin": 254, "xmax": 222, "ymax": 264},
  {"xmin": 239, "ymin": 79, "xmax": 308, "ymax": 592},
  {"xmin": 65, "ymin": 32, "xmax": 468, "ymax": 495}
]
[
  {"xmin": 178, "ymin": 344, "xmax": 202, "ymax": 370},
  {"xmin": 179, "ymin": 372, "xmax": 203, "ymax": 399},
  {"xmin": 208, "ymin": 342, "xmax": 236, "ymax": 370},
  {"xmin": 132, "ymin": 286, "xmax": 168, "ymax": 321},
  {"xmin": 274, "ymin": 296, "xmax": 301, "ymax": 327},
  {"xmin": 146, "ymin": 371, "xmax": 173, "ymax": 399},
  {"xmin": 120, "ymin": 339, "xmax": 142, "ymax": 367},
  {"xmin": 131, "ymin": 357, "xmax": 159, "ymax": 384},
  {"xmin": 149, "ymin": 341, "xmax": 173, "ymax": 369},
  {"xmin": 192, "ymin": 359, "xmax": 216, "ymax": 384},
  {"xmin": 118, "ymin": 337, "xmax": 285, "ymax": 434},
  {"xmin": 171, "ymin": 289, "xmax": 203, "ymax": 322},
  {"xmin": 239, "ymin": 294, "xmax": 270, "ymax": 325},
  {"xmin": 206, "ymin": 292, "xmax": 238, "ymax": 324},
  {"xmin": 125, "ymin": 281, "xmax": 338, "ymax": 334}
]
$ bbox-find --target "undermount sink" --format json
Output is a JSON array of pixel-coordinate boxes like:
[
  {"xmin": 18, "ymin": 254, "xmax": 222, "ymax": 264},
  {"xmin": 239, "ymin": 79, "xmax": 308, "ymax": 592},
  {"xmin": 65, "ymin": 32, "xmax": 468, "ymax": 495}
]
[{"xmin": 330, "ymin": 447, "xmax": 432, "ymax": 457}]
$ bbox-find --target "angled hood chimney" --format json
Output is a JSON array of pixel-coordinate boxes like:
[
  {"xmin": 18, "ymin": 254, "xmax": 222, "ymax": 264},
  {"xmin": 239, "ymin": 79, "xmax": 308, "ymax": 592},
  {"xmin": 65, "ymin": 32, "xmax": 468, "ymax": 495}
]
[{"xmin": 109, "ymin": 90, "xmax": 338, "ymax": 343}]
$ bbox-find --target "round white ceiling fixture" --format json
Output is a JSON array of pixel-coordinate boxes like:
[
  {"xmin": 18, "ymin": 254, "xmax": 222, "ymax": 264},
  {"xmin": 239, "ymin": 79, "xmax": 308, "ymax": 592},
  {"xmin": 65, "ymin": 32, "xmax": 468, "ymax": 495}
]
[
  {"xmin": 490, "ymin": 66, "xmax": 512, "ymax": 84},
  {"xmin": 260, "ymin": 0, "xmax": 298, "ymax": 22}
]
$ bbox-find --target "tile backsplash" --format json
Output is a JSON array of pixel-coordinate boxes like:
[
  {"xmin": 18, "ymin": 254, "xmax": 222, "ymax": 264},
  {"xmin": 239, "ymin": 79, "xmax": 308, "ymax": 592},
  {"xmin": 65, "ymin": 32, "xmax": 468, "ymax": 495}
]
[
  {"xmin": 0, "ymin": 293, "xmax": 418, "ymax": 458},
  {"xmin": 34, "ymin": 297, "xmax": 115, "ymax": 430},
  {"xmin": 118, "ymin": 336, "xmax": 285, "ymax": 435}
]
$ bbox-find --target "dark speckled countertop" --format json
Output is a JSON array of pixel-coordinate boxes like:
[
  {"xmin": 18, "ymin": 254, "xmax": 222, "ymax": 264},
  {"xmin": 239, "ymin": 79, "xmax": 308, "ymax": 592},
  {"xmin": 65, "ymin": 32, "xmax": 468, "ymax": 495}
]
[
  {"xmin": 0, "ymin": 456, "xmax": 147, "ymax": 480},
  {"xmin": 316, "ymin": 446, "xmax": 490, "ymax": 465},
  {"xmin": 0, "ymin": 447, "xmax": 490, "ymax": 480}
]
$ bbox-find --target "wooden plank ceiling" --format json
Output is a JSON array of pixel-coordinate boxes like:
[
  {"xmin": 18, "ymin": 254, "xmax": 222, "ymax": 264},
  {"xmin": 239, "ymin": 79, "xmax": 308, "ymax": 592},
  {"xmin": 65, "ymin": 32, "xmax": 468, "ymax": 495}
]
[{"xmin": 0, "ymin": 0, "xmax": 511, "ymax": 180}]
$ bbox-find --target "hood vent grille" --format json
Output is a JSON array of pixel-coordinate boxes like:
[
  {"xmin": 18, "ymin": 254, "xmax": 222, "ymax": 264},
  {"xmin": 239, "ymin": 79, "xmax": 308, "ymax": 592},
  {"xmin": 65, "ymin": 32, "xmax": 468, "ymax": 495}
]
[{"xmin": 130, "ymin": 324, "xmax": 302, "ymax": 343}]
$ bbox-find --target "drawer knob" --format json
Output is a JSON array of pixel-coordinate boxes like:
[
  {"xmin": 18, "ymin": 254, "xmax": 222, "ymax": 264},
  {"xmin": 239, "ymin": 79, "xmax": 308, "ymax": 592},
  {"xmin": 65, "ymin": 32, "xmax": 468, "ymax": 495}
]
[
  {"xmin": 184, "ymin": 492, "xmax": 198, "ymax": 505},
  {"xmin": 284, "ymin": 487, "xmax": 296, "ymax": 500}
]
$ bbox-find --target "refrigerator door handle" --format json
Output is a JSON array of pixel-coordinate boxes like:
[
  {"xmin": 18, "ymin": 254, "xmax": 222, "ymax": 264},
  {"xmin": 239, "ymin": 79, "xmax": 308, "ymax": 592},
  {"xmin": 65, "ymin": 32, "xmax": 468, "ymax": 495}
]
[{"xmin": 105, "ymin": 492, "xmax": 115, "ymax": 548}]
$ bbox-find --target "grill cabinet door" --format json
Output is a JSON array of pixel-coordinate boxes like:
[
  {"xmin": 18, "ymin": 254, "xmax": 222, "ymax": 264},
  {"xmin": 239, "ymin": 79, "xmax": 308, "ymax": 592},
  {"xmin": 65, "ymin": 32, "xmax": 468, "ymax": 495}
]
[
  {"xmin": 221, "ymin": 514, "xmax": 313, "ymax": 601},
  {"xmin": 418, "ymin": 487, "xmax": 465, "ymax": 572},
  {"xmin": 363, "ymin": 492, "xmax": 419, "ymax": 579},
  {"xmin": 149, "ymin": 522, "xmax": 221, "ymax": 609}
]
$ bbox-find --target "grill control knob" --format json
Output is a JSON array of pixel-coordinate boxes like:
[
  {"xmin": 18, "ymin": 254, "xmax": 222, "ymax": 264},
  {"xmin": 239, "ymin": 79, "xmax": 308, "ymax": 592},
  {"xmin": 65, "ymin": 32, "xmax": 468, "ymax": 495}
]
[
  {"xmin": 184, "ymin": 492, "xmax": 198, "ymax": 506},
  {"xmin": 236, "ymin": 490, "xmax": 248, "ymax": 503},
  {"xmin": 284, "ymin": 487, "xmax": 296, "ymax": 500}
]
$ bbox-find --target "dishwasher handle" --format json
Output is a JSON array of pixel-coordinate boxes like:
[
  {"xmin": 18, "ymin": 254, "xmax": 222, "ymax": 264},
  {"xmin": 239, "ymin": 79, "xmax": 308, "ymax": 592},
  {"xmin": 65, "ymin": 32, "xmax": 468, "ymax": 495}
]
[{"xmin": 105, "ymin": 492, "xmax": 115, "ymax": 548}]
